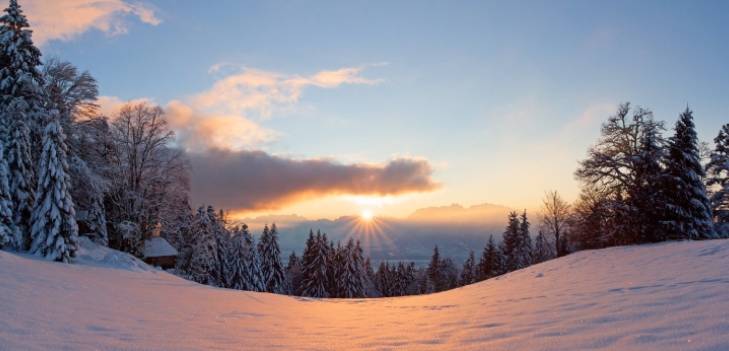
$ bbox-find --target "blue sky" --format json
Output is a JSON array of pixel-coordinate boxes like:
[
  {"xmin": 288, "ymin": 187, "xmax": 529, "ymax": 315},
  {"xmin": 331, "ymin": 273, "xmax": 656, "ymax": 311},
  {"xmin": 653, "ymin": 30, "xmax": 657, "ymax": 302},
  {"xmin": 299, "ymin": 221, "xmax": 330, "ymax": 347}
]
[{"xmin": 30, "ymin": 0, "xmax": 729, "ymax": 218}]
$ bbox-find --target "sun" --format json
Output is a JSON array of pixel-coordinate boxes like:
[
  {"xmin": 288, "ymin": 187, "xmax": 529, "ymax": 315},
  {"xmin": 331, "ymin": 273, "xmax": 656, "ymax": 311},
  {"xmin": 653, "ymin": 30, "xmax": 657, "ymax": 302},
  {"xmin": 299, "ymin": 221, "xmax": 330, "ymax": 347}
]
[{"xmin": 360, "ymin": 209, "xmax": 374, "ymax": 221}]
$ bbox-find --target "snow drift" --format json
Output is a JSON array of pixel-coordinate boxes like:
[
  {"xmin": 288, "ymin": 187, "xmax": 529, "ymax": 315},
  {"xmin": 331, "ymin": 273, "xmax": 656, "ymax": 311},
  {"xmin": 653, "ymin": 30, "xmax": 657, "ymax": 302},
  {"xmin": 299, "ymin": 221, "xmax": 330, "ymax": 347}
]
[{"xmin": 1, "ymin": 239, "xmax": 729, "ymax": 350}]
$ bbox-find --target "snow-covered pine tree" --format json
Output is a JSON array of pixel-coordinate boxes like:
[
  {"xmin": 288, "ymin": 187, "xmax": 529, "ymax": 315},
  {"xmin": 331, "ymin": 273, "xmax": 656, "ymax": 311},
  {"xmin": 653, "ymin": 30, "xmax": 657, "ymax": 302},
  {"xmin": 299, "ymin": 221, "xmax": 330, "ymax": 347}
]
[
  {"xmin": 286, "ymin": 251, "xmax": 303, "ymax": 295},
  {"xmin": 300, "ymin": 231, "xmax": 329, "ymax": 297},
  {"xmin": 340, "ymin": 239, "xmax": 365, "ymax": 298},
  {"xmin": 706, "ymin": 123, "xmax": 729, "ymax": 236},
  {"xmin": 501, "ymin": 212, "xmax": 520, "ymax": 272},
  {"xmin": 206, "ymin": 206, "xmax": 228, "ymax": 285},
  {"xmin": 353, "ymin": 240, "xmax": 366, "ymax": 296},
  {"xmin": 363, "ymin": 256, "xmax": 378, "ymax": 297},
  {"xmin": 29, "ymin": 113, "xmax": 78, "ymax": 262},
  {"xmin": 629, "ymin": 119, "xmax": 666, "ymax": 243},
  {"xmin": 0, "ymin": 0, "xmax": 45, "ymax": 250},
  {"xmin": 517, "ymin": 210, "xmax": 533, "ymax": 268},
  {"xmin": 224, "ymin": 227, "xmax": 244, "ymax": 290},
  {"xmin": 0, "ymin": 140, "xmax": 14, "ymax": 248},
  {"xmin": 329, "ymin": 241, "xmax": 345, "ymax": 297},
  {"xmin": 297, "ymin": 230, "xmax": 316, "ymax": 295},
  {"xmin": 188, "ymin": 206, "xmax": 220, "ymax": 286},
  {"xmin": 375, "ymin": 261, "xmax": 390, "ymax": 297},
  {"xmin": 532, "ymin": 231, "xmax": 553, "ymax": 264},
  {"xmin": 242, "ymin": 225, "xmax": 264, "ymax": 291},
  {"xmin": 478, "ymin": 234, "xmax": 502, "ymax": 280},
  {"xmin": 258, "ymin": 223, "xmax": 286, "ymax": 293},
  {"xmin": 662, "ymin": 108, "xmax": 716, "ymax": 240},
  {"xmin": 459, "ymin": 250, "xmax": 476, "ymax": 286}
]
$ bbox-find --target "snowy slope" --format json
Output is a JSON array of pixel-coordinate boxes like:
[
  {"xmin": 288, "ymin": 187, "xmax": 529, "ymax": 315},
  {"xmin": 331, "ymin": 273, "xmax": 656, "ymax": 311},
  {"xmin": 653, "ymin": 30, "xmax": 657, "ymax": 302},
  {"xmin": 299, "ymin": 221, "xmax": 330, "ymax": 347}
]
[{"xmin": 2, "ymin": 240, "xmax": 729, "ymax": 350}]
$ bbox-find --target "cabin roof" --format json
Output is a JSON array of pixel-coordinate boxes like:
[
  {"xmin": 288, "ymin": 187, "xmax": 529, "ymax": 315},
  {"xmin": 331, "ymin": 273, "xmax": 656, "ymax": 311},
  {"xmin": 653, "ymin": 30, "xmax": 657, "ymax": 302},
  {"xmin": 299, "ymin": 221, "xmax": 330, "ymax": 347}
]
[{"xmin": 143, "ymin": 237, "xmax": 178, "ymax": 258}]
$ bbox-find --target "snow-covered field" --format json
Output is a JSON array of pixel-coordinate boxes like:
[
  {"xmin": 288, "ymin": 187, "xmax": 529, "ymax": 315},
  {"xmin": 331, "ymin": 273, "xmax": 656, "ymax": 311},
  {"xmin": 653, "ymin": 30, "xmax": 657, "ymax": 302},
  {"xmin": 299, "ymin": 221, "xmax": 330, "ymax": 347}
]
[{"xmin": 2, "ymin": 239, "xmax": 729, "ymax": 351}]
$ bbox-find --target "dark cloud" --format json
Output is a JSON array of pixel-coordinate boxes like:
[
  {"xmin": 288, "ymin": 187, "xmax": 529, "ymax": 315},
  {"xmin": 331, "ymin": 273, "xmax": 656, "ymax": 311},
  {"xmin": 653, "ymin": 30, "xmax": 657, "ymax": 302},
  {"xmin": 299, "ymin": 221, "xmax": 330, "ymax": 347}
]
[{"xmin": 189, "ymin": 149, "xmax": 439, "ymax": 211}]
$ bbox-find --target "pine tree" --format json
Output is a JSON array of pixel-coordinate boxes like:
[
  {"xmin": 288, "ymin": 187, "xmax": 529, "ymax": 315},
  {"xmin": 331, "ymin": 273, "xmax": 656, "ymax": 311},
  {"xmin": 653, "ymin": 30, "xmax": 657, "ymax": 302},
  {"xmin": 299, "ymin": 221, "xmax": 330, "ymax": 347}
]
[
  {"xmin": 478, "ymin": 235, "xmax": 502, "ymax": 280},
  {"xmin": 328, "ymin": 241, "xmax": 345, "ymax": 297},
  {"xmin": 426, "ymin": 245, "xmax": 443, "ymax": 293},
  {"xmin": 29, "ymin": 114, "xmax": 78, "ymax": 262},
  {"xmin": 459, "ymin": 250, "xmax": 476, "ymax": 286},
  {"xmin": 0, "ymin": 140, "xmax": 14, "ymax": 248},
  {"xmin": 662, "ymin": 108, "xmax": 716, "ymax": 240},
  {"xmin": 286, "ymin": 251, "xmax": 303, "ymax": 295},
  {"xmin": 706, "ymin": 123, "xmax": 729, "ymax": 236},
  {"xmin": 532, "ymin": 231, "xmax": 553, "ymax": 264},
  {"xmin": 501, "ymin": 211, "xmax": 521, "ymax": 272},
  {"xmin": 339, "ymin": 239, "xmax": 365, "ymax": 298},
  {"xmin": 0, "ymin": 0, "xmax": 44, "ymax": 250},
  {"xmin": 517, "ymin": 210, "xmax": 533, "ymax": 267},
  {"xmin": 300, "ymin": 231, "xmax": 329, "ymax": 297},
  {"xmin": 629, "ymin": 120, "xmax": 666, "ymax": 243},
  {"xmin": 243, "ymin": 225, "xmax": 264, "ymax": 291},
  {"xmin": 188, "ymin": 206, "xmax": 220, "ymax": 286},
  {"xmin": 258, "ymin": 223, "xmax": 286, "ymax": 293},
  {"xmin": 375, "ymin": 261, "xmax": 391, "ymax": 297}
]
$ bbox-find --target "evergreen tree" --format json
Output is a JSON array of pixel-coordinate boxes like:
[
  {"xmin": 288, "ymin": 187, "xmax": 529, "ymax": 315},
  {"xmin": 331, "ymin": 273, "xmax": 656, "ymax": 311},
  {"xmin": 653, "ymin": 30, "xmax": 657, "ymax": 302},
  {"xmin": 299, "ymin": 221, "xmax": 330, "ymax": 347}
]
[
  {"xmin": 706, "ymin": 123, "xmax": 729, "ymax": 236},
  {"xmin": 29, "ymin": 114, "xmax": 78, "ymax": 262},
  {"xmin": 501, "ymin": 211, "xmax": 521, "ymax": 272},
  {"xmin": 300, "ymin": 231, "xmax": 329, "ymax": 297},
  {"xmin": 0, "ymin": 140, "xmax": 14, "ymax": 248},
  {"xmin": 341, "ymin": 239, "xmax": 365, "ymax": 298},
  {"xmin": 362, "ymin": 256, "xmax": 378, "ymax": 297},
  {"xmin": 225, "ymin": 227, "xmax": 245, "ymax": 290},
  {"xmin": 375, "ymin": 261, "xmax": 391, "ymax": 297},
  {"xmin": 517, "ymin": 210, "xmax": 533, "ymax": 267},
  {"xmin": 662, "ymin": 108, "xmax": 716, "ymax": 240},
  {"xmin": 426, "ymin": 245, "xmax": 443, "ymax": 292},
  {"xmin": 258, "ymin": 223, "xmax": 286, "ymax": 293},
  {"xmin": 329, "ymin": 241, "xmax": 345, "ymax": 297},
  {"xmin": 286, "ymin": 251, "xmax": 303, "ymax": 295},
  {"xmin": 188, "ymin": 206, "xmax": 220, "ymax": 286},
  {"xmin": 478, "ymin": 235, "xmax": 502, "ymax": 280},
  {"xmin": 0, "ymin": 0, "xmax": 44, "ymax": 250},
  {"xmin": 243, "ymin": 225, "xmax": 264, "ymax": 291},
  {"xmin": 532, "ymin": 231, "xmax": 553, "ymax": 264},
  {"xmin": 459, "ymin": 250, "xmax": 476, "ymax": 286}
]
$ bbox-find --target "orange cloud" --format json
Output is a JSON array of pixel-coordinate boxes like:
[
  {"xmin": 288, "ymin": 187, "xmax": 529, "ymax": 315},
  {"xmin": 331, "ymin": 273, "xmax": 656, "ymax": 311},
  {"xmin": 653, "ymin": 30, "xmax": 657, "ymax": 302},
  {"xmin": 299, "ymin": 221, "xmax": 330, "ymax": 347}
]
[
  {"xmin": 188, "ymin": 149, "xmax": 439, "ymax": 211},
  {"xmin": 24, "ymin": 0, "xmax": 160, "ymax": 45},
  {"xmin": 194, "ymin": 66, "xmax": 381, "ymax": 118},
  {"xmin": 165, "ymin": 100, "xmax": 277, "ymax": 151}
]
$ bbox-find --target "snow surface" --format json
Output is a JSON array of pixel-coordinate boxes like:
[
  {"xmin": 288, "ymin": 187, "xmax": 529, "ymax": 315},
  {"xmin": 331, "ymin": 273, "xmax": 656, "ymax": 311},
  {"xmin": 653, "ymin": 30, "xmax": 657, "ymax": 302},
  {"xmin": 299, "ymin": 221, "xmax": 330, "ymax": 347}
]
[
  {"xmin": 2, "ymin": 240, "xmax": 729, "ymax": 350},
  {"xmin": 143, "ymin": 236, "xmax": 178, "ymax": 258}
]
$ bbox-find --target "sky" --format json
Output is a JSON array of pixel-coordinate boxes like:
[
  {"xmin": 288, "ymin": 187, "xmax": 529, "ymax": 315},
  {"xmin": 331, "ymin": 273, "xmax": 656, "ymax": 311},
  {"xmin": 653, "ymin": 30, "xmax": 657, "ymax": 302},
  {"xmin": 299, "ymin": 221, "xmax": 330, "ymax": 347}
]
[{"xmin": 23, "ymin": 0, "xmax": 729, "ymax": 220}]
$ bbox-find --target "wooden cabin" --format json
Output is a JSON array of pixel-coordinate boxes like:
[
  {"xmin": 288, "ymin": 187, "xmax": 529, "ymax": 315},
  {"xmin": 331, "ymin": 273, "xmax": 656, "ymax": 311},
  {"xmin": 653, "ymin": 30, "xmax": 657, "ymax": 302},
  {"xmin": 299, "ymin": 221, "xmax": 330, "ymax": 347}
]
[{"xmin": 143, "ymin": 236, "xmax": 178, "ymax": 269}]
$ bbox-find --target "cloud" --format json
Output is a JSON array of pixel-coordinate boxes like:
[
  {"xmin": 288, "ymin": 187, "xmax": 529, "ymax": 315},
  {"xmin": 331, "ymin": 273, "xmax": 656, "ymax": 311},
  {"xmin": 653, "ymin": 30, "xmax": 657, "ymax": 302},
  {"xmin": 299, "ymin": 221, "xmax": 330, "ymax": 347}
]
[
  {"xmin": 96, "ymin": 65, "xmax": 379, "ymax": 152},
  {"xmin": 165, "ymin": 100, "xmax": 278, "ymax": 150},
  {"xmin": 23, "ymin": 0, "xmax": 160, "ymax": 46},
  {"xmin": 188, "ymin": 149, "xmax": 439, "ymax": 211},
  {"xmin": 96, "ymin": 95, "xmax": 154, "ymax": 118},
  {"xmin": 193, "ymin": 66, "xmax": 381, "ymax": 118}
]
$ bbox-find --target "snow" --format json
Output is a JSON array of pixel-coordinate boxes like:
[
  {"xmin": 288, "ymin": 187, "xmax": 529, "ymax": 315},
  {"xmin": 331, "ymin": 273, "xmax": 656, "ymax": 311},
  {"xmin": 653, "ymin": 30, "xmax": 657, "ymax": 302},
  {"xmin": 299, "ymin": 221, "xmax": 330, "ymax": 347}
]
[
  {"xmin": 2, "ymin": 239, "xmax": 729, "ymax": 350},
  {"xmin": 143, "ymin": 236, "xmax": 178, "ymax": 258}
]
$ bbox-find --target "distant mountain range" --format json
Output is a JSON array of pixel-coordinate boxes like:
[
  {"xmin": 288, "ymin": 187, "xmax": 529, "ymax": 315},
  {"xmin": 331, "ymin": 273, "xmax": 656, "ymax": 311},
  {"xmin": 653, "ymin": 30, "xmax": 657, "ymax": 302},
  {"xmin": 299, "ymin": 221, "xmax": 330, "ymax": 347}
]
[{"xmin": 237, "ymin": 203, "xmax": 513, "ymax": 265}]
